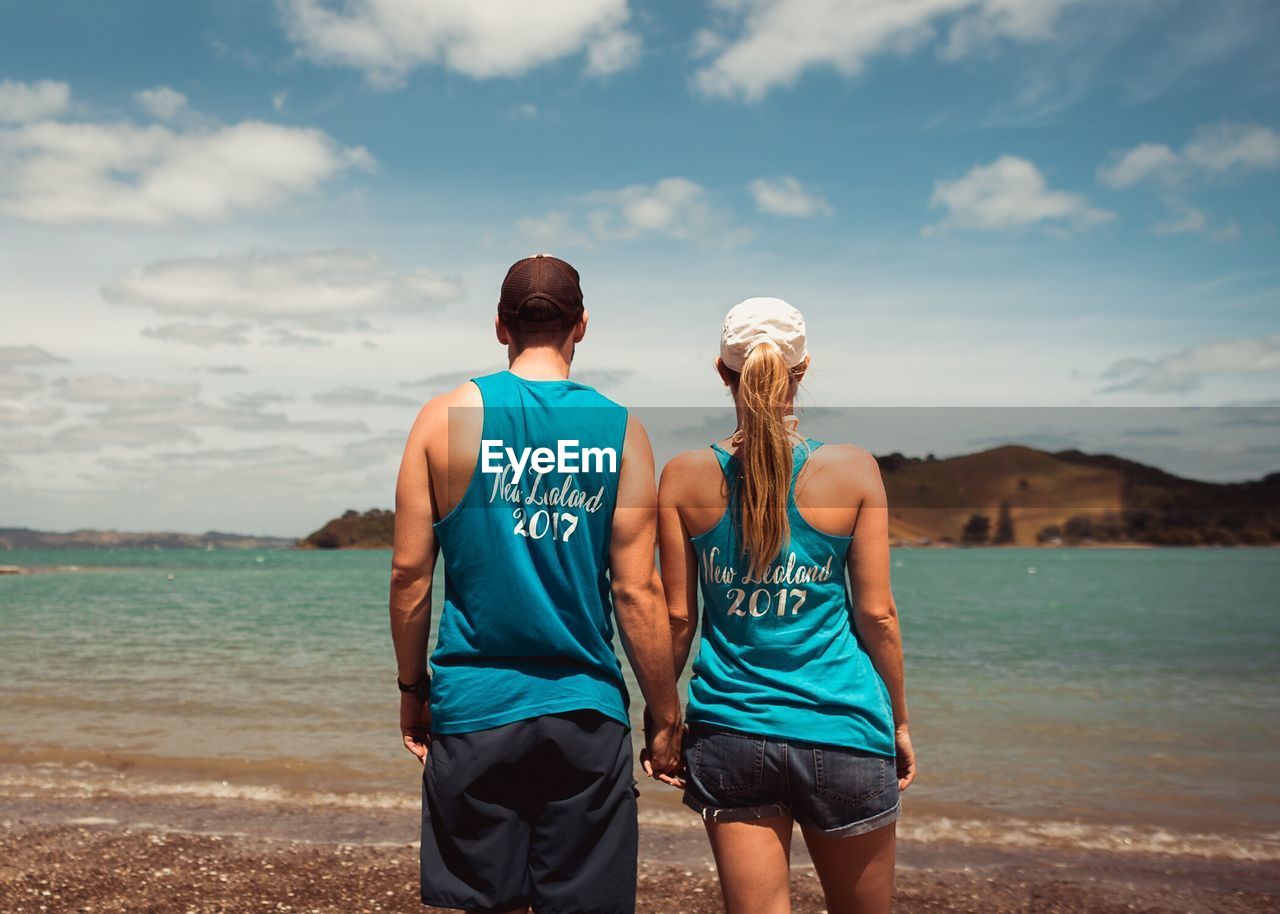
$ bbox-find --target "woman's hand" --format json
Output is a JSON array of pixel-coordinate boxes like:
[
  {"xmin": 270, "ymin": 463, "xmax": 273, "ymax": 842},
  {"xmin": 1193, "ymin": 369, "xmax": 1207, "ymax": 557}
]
[
  {"xmin": 895, "ymin": 724, "xmax": 916, "ymax": 792},
  {"xmin": 640, "ymin": 707, "xmax": 687, "ymax": 788},
  {"xmin": 400, "ymin": 692, "xmax": 432, "ymax": 765}
]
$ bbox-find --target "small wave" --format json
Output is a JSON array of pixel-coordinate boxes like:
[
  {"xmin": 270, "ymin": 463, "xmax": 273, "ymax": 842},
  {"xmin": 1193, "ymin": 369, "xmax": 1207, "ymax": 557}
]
[
  {"xmin": 3, "ymin": 761, "xmax": 1277, "ymax": 862},
  {"xmin": 0, "ymin": 764, "xmax": 416, "ymax": 812},
  {"xmin": 898, "ymin": 814, "xmax": 1280, "ymax": 862}
]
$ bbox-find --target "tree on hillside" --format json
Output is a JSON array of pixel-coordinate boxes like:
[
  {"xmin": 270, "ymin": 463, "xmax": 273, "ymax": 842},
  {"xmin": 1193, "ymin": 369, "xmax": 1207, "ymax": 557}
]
[
  {"xmin": 961, "ymin": 513, "xmax": 991, "ymax": 545},
  {"xmin": 994, "ymin": 500, "xmax": 1015, "ymax": 544}
]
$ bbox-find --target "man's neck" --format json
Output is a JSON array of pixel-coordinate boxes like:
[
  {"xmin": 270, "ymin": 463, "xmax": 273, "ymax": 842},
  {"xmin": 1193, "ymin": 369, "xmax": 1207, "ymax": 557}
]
[{"xmin": 507, "ymin": 346, "xmax": 572, "ymax": 381}]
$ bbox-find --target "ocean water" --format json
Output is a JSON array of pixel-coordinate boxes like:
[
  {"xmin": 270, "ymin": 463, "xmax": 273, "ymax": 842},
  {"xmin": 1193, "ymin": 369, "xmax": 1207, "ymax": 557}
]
[{"xmin": 1, "ymin": 546, "xmax": 1277, "ymax": 858}]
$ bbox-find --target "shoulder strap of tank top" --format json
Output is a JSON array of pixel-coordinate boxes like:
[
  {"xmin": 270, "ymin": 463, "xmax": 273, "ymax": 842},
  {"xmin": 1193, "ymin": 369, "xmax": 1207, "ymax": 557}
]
[
  {"xmin": 709, "ymin": 441, "xmax": 735, "ymax": 485},
  {"xmin": 787, "ymin": 437, "xmax": 823, "ymax": 509},
  {"xmin": 790, "ymin": 437, "xmax": 822, "ymax": 479}
]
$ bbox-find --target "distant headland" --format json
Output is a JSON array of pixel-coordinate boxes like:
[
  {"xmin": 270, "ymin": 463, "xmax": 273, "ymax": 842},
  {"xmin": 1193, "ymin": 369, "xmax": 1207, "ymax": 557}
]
[
  {"xmin": 295, "ymin": 445, "xmax": 1280, "ymax": 549},
  {"xmin": 5, "ymin": 445, "xmax": 1276, "ymax": 553},
  {"xmin": 0, "ymin": 528, "xmax": 295, "ymax": 552}
]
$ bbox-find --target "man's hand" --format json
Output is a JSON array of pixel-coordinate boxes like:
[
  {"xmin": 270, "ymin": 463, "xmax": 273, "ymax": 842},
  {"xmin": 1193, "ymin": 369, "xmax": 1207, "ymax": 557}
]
[
  {"xmin": 640, "ymin": 707, "xmax": 685, "ymax": 788},
  {"xmin": 400, "ymin": 692, "xmax": 432, "ymax": 765}
]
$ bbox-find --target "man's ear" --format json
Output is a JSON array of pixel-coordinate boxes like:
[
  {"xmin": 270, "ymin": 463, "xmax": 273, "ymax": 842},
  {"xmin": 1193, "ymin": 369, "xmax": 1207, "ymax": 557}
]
[
  {"xmin": 495, "ymin": 314, "xmax": 510, "ymax": 345},
  {"xmin": 572, "ymin": 309, "xmax": 589, "ymax": 343}
]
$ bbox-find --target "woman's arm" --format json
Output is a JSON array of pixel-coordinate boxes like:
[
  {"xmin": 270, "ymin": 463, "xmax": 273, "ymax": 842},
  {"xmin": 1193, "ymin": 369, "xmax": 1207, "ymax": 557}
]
[{"xmin": 846, "ymin": 450, "xmax": 916, "ymax": 790}]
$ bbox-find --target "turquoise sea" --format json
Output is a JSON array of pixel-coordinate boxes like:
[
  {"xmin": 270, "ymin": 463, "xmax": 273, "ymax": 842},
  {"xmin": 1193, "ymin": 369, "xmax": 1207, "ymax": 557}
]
[{"xmin": 1, "ymin": 546, "xmax": 1277, "ymax": 857}]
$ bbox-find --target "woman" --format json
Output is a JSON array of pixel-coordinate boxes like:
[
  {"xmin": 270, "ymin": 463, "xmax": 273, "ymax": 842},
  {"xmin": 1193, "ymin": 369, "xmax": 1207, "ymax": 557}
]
[{"xmin": 654, "ymin": 297, "xmax": 916, "ymax": 914}]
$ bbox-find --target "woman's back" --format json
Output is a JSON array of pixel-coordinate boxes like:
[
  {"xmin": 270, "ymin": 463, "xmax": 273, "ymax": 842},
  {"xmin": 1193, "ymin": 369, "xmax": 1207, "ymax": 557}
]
[{"xmin": 666, "ymin": 434, "xmax": 897, "ymax": 758}]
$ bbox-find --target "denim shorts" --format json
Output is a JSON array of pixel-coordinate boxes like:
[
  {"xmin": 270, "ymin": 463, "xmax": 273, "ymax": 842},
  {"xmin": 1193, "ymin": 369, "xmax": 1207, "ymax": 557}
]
[{"xmin": 682, "ymin": 721, "xmax": 900, "ymax": 837}]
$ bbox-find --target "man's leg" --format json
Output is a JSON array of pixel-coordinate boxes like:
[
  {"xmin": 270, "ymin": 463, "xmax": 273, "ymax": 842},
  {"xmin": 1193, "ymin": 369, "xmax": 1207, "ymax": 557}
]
[
  {"xmin": 526, "ymin": 711, "xmax": 638, "ymax": 914},
  {"xmin": 420, "ymin": 721, "xmax": 536, "ymax": 912}
]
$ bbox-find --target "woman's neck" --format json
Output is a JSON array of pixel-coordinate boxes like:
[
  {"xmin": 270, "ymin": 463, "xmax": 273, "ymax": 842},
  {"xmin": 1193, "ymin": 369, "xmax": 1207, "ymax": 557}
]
[{"xmin": 730, "ymin": 397, "xmax": 800, "ymax": 442}]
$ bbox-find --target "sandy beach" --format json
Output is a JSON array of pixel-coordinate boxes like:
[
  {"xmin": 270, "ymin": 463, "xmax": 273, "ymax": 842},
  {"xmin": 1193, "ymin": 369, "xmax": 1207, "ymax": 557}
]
[{"xmin": 3, "ymin": 787, "xmax": 1278, "ymax": 914}]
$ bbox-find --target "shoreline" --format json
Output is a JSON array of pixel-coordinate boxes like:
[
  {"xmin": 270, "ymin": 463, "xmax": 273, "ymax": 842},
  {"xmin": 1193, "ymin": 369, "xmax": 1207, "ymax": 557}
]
[{"xmin": 3, "ymin": 789, "xmax": 1277, "ymax": 913}]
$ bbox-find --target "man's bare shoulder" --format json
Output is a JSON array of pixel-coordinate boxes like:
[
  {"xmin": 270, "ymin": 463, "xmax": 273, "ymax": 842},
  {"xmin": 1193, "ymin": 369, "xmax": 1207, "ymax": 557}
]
[{"xmin": 410, "ymin": 381, "xmax": 482, "ymax": 437}]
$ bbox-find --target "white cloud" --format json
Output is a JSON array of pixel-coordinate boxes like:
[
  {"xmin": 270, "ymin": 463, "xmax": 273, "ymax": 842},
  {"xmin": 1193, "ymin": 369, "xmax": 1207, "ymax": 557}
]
[
  {"xmin": 313, "ymin": 386, "xmax": 419, "ymax": 407},
  {"xmin": 134, "ymin": 86, "xmax": 188, "ymax": 120},
  {"xmin": 0, "ymin": 373, "xmax": 44, "ymax": 395},
  {"xmin": 1101, "ymin": 333, "xmax": 1280, "ymax": 394},
  {"xmin": 509, "ymin": 102, "xmax": 539, "ymax": 120},
  {"xmin": 0, "ymin": 118, "xmax": 372, "ymax": 225},
  {"xmin": 0, "ymin": 401, "xmax": 66, "ymax": 427},
  {"xmin": 1183, "ymin": 122, "xmax": 1280, "ymax": 174},
  {"xmin": 52, "ymin": 374, "xmax": 199, "ymax": 405},
  {"xmin": 103, "ymin": 250, "xmax": 463, "ymax": 326},
  {"xmin": 748, "ymin": 175, "xmax": 833, "ymax": 217},
  {"xmin": 0, "ymin": 345, "xmax": 67, "ymax": 369},
  {"xmin": 44, "ymin": 395, "xmax": 372, "ymax": 452},
  {"xmin": 693, "ymin": 0, "xmax": 1078, "ymax": 101},
  {"xmin": 585, "ymin": 26, "xmax": 642, "ymax": 75},
  {"xmin": 522, "ymin": 177, "xmax": 734, "ymax": 245},
  {"xmin": 1101, "ymin": 123, "xmax": 1280, "ymax": 188},
  {"xmin": 944, "ymin": 0, "xmax": 1075, "ymax": 58},
  {"xmin": 1097, "ymin": 143, "xmax": 1179, "ymax": 189},
  {"xmin": 926, "ymin": 155, "xmax": 1113, "ymax": 234},
  {"xmin": 585, "ymin": 178, "xmax": 720, "ymax": 239},
  {"xmin": 280, "ymin": 0, "xmax": 639, "ymax": 88},
  {"xmin": 1151, "ymin": 204, "xmax": 1207, "ymax": 237},
  {"xmin": 1099, "ymin": 122, "xmax": 1279, "ymax": 238},
  {"xmin": 0, "ymin": 79, "xmax": 70, "ymax": 124},
  {"xmin": 264, "ymin": 327, "xmax": 332, "ymax": 347},
  {"xmin": 52, "ymin": 421, "xmax": 201, "ymax": 450},
  {"xmin": 225, "ymin": 390, "xmax": 293, "ymax": 410},
  {"xmin": 141, "ymin": 322, "xmax": 253, "ymax": 347}
]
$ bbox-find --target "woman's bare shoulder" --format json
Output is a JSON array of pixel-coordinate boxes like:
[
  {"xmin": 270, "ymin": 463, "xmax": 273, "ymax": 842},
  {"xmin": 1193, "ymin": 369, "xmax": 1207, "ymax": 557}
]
[
  {"xmin": 806, "ymin": 442, "xmax": 885, "ymax": 499},
  {"xmin": 812, "ymin": 442, "xmax": 880, "ymax": 473},
  {"xmin": 659, "ymin": 447, "xmax": 721, "ymax": 497}
]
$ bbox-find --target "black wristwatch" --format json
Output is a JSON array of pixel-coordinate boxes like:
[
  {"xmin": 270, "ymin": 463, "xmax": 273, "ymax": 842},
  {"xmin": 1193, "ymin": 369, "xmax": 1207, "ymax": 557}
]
[{"xmin": 397, "ymin": 672, "xmax": 430, "ymax": 700}]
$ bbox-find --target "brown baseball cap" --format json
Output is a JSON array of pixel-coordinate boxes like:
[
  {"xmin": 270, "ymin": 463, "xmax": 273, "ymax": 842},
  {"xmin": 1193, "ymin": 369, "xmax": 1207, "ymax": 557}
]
[{"xmin": 498, "ymin": 253, "xmax": 584, "ymax": 323}]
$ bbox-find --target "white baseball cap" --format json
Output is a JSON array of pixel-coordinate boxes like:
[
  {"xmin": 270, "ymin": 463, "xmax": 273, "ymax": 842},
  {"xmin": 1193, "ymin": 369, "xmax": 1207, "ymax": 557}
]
[{"xmin": 719, "ymin": 297, "xmax": 808, "ymax": 372}]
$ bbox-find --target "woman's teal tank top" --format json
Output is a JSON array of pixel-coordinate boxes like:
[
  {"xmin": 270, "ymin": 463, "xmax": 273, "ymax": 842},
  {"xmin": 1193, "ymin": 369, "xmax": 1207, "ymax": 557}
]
[{"xmin": 685, "ymin": 436, "xmax": 897, "ymax": 757}]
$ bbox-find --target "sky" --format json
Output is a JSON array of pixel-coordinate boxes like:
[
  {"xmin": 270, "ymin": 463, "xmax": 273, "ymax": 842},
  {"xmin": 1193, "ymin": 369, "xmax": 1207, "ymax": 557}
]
[{"xmin": 1, "ymin": 0, "xmax": 1278, "ymax": 537}]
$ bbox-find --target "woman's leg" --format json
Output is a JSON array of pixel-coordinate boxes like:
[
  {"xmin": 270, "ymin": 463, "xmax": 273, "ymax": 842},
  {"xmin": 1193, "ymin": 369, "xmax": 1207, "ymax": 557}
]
[
  {"xmin": 705, "ymin": 814, "xmax": 794, "ymax": 914},
  {"xmin": 799, "ymin": 820, "xmax": 896, "ymax": 914}
]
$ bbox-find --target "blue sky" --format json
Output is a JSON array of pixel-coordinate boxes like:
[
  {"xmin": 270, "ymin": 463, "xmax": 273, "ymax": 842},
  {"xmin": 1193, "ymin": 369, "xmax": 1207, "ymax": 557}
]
[{"xmin": 1, "ymin": 0, "xmax": 1278, "ymax": 536}]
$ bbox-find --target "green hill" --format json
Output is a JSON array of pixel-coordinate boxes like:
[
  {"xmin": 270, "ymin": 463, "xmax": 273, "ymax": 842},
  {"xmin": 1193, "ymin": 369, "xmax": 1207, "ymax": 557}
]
[{"xmin": 297, "ymin": 446, "xmax": 1280, "ymax": 548}]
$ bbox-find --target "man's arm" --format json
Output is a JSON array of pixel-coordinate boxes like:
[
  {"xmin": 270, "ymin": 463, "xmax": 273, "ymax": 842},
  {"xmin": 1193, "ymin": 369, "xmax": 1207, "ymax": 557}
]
[
  {"xmin": 389, "ymin": 401, "xmax": 441, "ymax": 764},
  {"xmin": 657, "ymin": 453, "xmax": 699, "ymax": 677},
  {"xmin": 610, "ymin": 415, "xmax": 682, "ymax": 775}
]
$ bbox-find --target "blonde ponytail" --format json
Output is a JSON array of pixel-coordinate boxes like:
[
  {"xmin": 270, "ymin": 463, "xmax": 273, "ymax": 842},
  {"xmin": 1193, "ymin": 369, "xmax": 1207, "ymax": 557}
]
[{"xmin": 734, "ymin": 342, "xmax": 798, "ymax": 580}]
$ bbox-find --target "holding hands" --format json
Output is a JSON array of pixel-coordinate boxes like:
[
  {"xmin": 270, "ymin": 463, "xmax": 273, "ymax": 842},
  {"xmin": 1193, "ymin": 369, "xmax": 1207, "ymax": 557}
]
[{"xmin": 640, "ymin": 706, "xmax": 686, "ymax": 789}]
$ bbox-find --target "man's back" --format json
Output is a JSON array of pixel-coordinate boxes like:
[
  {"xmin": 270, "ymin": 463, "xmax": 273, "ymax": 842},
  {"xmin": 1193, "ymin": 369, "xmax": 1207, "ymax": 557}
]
[
  {"xmin": 389, "ymin": 254, "xmax": 682, "ymax": 913},
  {"xmin": 425, "ymin": 368, "xmax": 631, "ymax": 734}
]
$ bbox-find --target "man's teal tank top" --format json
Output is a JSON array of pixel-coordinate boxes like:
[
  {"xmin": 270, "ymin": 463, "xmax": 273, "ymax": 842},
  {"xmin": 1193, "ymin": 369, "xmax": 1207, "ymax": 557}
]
[
  {"xmin": 686, "ymin": 437, "xmax": 897, "ymax": 758},
  {"xmin": 429, "ymin": 370, "xmax": 631, "ymax": 734}
]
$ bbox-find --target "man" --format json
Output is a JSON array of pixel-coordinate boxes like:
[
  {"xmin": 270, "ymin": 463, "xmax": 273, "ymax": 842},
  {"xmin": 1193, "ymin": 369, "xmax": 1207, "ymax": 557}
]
[{"xmin": 389, "ymin": 253, "xmax": 683, "ymax": 914}]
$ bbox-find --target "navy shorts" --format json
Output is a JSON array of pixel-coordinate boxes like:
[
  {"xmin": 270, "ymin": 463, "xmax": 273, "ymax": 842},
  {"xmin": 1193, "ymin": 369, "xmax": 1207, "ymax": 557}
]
[
  {"xmin": 682, "ymin": 721, "xmax": 900, "ymax": 837},
  {"xmin": 420, "ymin": 709, "xmax": 638, "ymax": 913}
]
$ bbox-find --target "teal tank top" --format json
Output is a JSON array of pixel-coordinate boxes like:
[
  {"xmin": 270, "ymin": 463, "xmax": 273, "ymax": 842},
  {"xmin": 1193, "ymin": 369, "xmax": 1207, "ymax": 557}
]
[
  {"xmin": 429, "ymin": 370, "xmax": 631, "ymax": 734},
  {"xmin": 685, "ymin": 437, "xmax": 897, "ymax": 757}
]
